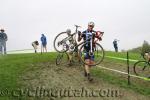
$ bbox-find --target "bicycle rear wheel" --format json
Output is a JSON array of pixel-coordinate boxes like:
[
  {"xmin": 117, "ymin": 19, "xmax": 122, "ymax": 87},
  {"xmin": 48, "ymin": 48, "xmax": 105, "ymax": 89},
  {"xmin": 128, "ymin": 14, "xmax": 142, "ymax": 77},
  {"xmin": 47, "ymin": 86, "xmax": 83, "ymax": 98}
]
[
  {"xmin": 133, "ymin": 61, "xmax": 150, "ymax": 77},
  {"xmin": 54, "ymin": 32, "xmax": 70, "ymax": 53},
  {"xmin": 78, "ymin": 42, "xmax": 105, "ymax": 66}
]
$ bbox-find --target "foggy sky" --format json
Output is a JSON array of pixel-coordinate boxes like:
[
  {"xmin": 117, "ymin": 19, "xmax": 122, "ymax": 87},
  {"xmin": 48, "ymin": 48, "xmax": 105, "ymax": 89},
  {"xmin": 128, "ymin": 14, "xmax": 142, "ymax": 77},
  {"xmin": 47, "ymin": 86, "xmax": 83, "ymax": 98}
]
[{"xmin": 1, "ymin": 0, "xmax": 150, "ymax": 51}]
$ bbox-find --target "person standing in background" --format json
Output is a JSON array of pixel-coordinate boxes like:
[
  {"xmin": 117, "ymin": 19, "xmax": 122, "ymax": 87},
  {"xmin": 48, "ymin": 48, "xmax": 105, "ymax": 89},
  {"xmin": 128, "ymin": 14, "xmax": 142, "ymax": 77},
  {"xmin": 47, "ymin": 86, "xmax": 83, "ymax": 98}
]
[
  {"xmin": 0, "ymin": 29, "xmax": 8, "ymax": 54},
  {"xmin": 41, "ymin": 34, "xmax": 47, "ymax": 53},
  {"xmin": 113, "ymin": 39, "xmax": 119, "ymax": 52}
]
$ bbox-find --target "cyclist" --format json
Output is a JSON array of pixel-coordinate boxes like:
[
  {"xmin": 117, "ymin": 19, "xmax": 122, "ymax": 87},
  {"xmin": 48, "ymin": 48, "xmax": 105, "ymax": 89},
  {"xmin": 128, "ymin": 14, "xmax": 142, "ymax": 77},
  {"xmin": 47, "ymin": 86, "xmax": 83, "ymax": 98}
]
[
  {"xmin": 144, "ymin": 52, "xmax": 150, "ymax": 62},
  {"xmin": 78, "ymin": 22, "xmax": 99, "ymax": 81},
  {"xmin": 143, "ymin": 52, "xmax": 150, "ymax": 78},
  {"xmin": 66, "ymin": 29, "xmax": 79, "ymax": 65}
]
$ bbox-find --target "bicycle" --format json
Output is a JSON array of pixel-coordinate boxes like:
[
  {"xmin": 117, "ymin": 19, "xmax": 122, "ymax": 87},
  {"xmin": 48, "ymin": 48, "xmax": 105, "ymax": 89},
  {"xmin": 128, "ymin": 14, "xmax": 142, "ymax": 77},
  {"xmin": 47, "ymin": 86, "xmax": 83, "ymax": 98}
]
[
  {"xmin": 54, "ymin": 25, "xmax": 81, "ymax": 53},
  {"xmin": 133, "ymin": 54, "xmax": 150, "ymax": 78},
  {"xmin": 54, "ymin": 25, "xmax": 105, "ymax": 66}
]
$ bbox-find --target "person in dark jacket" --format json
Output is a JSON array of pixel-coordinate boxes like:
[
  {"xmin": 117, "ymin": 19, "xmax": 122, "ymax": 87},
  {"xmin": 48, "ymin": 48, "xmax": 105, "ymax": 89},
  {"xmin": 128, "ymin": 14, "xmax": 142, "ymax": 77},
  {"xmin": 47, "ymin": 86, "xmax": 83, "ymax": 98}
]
[
  {"xmin": 41, "ymin": 34, "xmax": 47, "ymax": 53},
  {"xmin": 113, "ymin": 39, "xmax": 119, "ymax": 52},
  {"xmin": 0, "ymin": 29, "xmax": 8, "ymax": 54}
]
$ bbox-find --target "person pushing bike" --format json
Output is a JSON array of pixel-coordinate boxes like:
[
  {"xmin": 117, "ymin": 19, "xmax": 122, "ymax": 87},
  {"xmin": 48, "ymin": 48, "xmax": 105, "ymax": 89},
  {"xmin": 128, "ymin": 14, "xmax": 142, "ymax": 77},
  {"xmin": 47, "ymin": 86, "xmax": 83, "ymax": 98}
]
[
  {"xmin": 78, "ymin": 22, "xmax": 101, "ymax": 81},
  {"xmin": 144, "ymin": 52, "xmax": 150, "ymax": 67},
  {"xmin": 66, "ymin": 29, "xmax": 76, "ymax": 65}
]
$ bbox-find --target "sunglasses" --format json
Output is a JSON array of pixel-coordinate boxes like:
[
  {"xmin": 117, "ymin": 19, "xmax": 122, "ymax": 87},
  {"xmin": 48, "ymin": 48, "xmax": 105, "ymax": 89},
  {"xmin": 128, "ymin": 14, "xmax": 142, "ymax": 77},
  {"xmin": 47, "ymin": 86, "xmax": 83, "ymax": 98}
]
[{"xmin": 88, "ymin": 25, "xmax": 94, "ymax": 28}]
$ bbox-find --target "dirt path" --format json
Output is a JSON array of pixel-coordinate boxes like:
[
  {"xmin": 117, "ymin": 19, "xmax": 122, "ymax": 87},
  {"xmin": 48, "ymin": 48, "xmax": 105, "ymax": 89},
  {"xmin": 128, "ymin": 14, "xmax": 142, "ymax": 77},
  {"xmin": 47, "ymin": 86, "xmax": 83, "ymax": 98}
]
[{"xmin": 21, "ymin": 62, "xmax": 149, "ymax": 100}]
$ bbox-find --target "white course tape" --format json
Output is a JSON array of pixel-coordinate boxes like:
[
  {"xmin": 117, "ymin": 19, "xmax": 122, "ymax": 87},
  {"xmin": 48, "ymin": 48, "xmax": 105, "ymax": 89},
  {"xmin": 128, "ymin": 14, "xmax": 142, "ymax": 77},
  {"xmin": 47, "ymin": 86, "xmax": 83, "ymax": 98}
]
[{"xmin": 96, "ymin": 65, "xmax": 150, "ymax": 81}]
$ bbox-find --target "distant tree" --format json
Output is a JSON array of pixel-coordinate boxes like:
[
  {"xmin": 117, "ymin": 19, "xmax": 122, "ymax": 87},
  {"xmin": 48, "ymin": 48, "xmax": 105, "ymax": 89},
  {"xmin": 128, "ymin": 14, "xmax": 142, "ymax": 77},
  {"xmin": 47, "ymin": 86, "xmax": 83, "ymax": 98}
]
[
  {"xmin": 128, "ymin": 47, "xmax": 142, "ymax": 53},
  {"xmin": 121, "ymin": 49, "xmax": 126, "ymax": 52},
  {"xmin": 141, "ymin": 40, "xmax": 150, "ymax": 56}
]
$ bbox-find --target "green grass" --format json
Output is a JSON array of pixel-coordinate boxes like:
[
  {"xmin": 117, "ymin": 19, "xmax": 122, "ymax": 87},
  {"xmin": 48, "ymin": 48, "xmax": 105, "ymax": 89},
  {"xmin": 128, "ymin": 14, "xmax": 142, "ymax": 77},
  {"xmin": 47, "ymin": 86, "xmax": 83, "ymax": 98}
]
[
  {"xmin": 0, "ymin": 53, "xmax": 57, "ymax": 100},
  {"xmin": 92, "ymin": 68, "xmax": 150, "ymax": 96},
  {"xmin": 0, "ymin": 51, "xmax": 149, "ymax": 99},
  {"xmin": 92, "ymin": 51, "xmax": 150, "ymax": 97},
  {"xmin": 106, "ymin": 51, "xmax": 143, "ymax": 60},
  {"xmin": 104, "ymin": 51, "xmax": 145, "ymax": 66}
]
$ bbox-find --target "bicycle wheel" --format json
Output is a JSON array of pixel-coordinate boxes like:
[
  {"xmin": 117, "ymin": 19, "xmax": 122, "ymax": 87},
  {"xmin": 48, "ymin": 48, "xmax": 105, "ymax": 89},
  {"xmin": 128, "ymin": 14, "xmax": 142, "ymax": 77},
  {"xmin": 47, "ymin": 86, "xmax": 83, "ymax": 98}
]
[
  {"xmin": 78, "ymin": 42, "xmax": 105, "ymax": 66},
  {"xmin": 56, "ymin": 53, "xmax": 69, "ymax": 66},
  {"xmin": 54, "ymin": 32, "xmax": 70, "ymax": 53},
  {"xmin": 133, "ymin": 61, "xmax": 150, "ymax": 77},
  {"xmin": 71, "ymin": 51, "xmax": 83, "ymax": 66}
]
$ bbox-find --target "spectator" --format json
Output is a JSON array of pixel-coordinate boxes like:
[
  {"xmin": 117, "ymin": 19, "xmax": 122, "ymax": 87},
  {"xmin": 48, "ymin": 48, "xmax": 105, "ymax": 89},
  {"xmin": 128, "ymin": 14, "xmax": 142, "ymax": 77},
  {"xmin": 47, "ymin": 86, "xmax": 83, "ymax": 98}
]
[
  {"xmin": 113, "ymin": 39, "xmax": 119, "ymax": 52},
  {"xmin": 0, "ymin": 29, "xmax": 8, "ymax": 54},
  {"xmin": 41, "ymin": 34, "xmax": 47, "ymax": 53},
  {"xmin": 32, "ymin": 41, "xmax": 39, "ymax": 53}
]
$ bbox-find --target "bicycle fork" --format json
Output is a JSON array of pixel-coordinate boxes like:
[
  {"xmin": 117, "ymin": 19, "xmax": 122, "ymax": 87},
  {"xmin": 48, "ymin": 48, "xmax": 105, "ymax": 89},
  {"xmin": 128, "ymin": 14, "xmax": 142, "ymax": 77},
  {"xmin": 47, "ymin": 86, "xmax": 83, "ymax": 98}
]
[
  {"xmin": 89, "ymin": 37, "xmax": 94, "ymax": 56},
  {"xmin": 143, "ymin": 62, "xmax": 149, "ymax": 71}
]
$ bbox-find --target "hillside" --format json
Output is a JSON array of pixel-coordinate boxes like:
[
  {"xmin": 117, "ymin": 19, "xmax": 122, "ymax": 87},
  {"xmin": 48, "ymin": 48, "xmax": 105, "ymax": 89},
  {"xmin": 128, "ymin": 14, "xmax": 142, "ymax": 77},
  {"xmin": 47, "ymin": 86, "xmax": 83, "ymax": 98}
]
[{"xmin": 0, "ymin": 52, "xmax": 149, "ymax": 100}]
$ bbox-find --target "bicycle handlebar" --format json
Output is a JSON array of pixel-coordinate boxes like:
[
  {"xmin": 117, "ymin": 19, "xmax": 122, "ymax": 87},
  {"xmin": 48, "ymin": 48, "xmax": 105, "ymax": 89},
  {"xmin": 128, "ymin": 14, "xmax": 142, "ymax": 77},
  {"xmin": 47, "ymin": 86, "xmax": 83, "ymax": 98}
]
[{"xmin": 74, "ymin": 25, "xmax": 81, "ymax": 28}]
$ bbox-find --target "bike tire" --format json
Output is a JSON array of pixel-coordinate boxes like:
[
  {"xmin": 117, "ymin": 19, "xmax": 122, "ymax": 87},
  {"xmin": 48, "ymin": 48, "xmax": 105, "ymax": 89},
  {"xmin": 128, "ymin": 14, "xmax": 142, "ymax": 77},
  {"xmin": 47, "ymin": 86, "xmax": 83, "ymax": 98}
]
[
  {"xmin": 133, "ymin": 61, "xmax": 148, "ymax": 76},
  {"xmin": 53, "ymin": 32, "xmax": 68, "ymax": 53},
  {"xmin": 78, "ymin": 42, "xmax": 105, "ymax": 66}
]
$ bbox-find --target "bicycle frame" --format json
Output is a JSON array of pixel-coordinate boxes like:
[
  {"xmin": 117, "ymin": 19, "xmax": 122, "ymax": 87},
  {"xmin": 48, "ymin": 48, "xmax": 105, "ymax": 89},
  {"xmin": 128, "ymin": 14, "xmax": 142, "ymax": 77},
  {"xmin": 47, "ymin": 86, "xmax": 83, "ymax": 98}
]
[
  {"xmin": 58, "ymin": 25, "xmax": 80, "ymax": 45},
  {"xmin": 143, "ymin": 61, "xmax": 149, "ymax": 72}
]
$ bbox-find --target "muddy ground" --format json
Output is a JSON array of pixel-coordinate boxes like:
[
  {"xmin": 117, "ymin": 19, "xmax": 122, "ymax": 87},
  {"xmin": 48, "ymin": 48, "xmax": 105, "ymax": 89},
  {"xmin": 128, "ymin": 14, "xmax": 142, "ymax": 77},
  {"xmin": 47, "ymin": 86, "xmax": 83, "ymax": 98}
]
[{"xmin": 20, "ymin": 60, "xmax": 150, "ymax": 100}]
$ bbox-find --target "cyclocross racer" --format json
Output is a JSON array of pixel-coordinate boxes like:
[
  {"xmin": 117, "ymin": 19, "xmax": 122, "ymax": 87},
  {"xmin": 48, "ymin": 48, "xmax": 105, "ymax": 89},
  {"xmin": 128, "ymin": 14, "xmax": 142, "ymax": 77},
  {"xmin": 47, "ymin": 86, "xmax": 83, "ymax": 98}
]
[
  {"xmin": 144, "ymin": 52, "xmax": 150, "ymax": 62},
  {"xmin": 78, "ymin": 22, "xmax": 99, "ymax": 81},
  {"xmin": 66, "ymin": 29, "xmax": 78, "ymax": 65}
]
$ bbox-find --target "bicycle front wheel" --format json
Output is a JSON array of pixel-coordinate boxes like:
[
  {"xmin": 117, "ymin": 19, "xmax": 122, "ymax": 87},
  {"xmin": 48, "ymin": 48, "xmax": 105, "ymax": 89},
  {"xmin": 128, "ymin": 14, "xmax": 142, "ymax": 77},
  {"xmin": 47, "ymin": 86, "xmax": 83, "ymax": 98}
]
[
  {"xmin": 78, "ymin": 42, "xmax": 105, "ymax": 66},
  {"xmin": 133, "ymin": 61, "xmax": 150, "ymax": 77},
  {"xmin": 56, "ymin": 53, "xmax": 69, "ymax": 66}
]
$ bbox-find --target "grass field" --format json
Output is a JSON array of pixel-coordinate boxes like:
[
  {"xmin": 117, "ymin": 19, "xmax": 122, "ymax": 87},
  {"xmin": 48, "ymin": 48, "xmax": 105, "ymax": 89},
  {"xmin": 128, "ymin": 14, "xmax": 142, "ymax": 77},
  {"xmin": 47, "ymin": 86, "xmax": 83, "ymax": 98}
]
[
  {"xmin": 0, "ymin": 51, "xmax": 150, "ymax": 100},
  {"xmin": 0, "ymin": 53, "xmax": 57, "ymax": 100}
]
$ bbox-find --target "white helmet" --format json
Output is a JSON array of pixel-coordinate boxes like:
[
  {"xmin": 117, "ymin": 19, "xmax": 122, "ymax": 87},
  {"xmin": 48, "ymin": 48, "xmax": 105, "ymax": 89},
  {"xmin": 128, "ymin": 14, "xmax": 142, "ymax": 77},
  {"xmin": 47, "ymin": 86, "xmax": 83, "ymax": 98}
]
[
  {"xmin": 88, "ymin": 22, "xmax": 95, "ymax": 27},
  {"xmin": 66, "ymin": 29, "xmax": 71, "ymax": 35}
]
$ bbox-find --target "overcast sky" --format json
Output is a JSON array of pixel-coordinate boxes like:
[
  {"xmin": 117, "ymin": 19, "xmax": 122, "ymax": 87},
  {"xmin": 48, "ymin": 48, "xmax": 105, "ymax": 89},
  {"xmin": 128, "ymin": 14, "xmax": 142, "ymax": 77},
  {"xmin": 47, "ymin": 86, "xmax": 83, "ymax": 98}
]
[{"xmin": 0, "ymin": 0, "xmax": 150, "ymax": 51}]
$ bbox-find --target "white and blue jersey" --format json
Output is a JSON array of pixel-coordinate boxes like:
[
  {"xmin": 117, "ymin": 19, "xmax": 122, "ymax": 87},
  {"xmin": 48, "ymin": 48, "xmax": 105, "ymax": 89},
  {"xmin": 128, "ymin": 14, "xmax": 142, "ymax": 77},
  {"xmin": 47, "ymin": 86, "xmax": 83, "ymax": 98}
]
[{"xmin": 81, "ymin": 29, "xmax": 96, "ymax": 60}]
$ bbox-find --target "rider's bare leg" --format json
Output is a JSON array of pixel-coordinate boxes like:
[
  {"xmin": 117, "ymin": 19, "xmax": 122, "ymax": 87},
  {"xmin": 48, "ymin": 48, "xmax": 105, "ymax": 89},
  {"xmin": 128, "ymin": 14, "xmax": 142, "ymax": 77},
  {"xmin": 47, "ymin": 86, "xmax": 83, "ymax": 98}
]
[
  {"xmin": 67, "ymin": 52, "xmax": 73, "ymax": 66},
  {"xmin": 85, "ymin": 59, "xmax": 90, "ymax": 72},
  {"xmin": 85, "ymin": 59, "xmax": 93, "ymax": 81}
]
